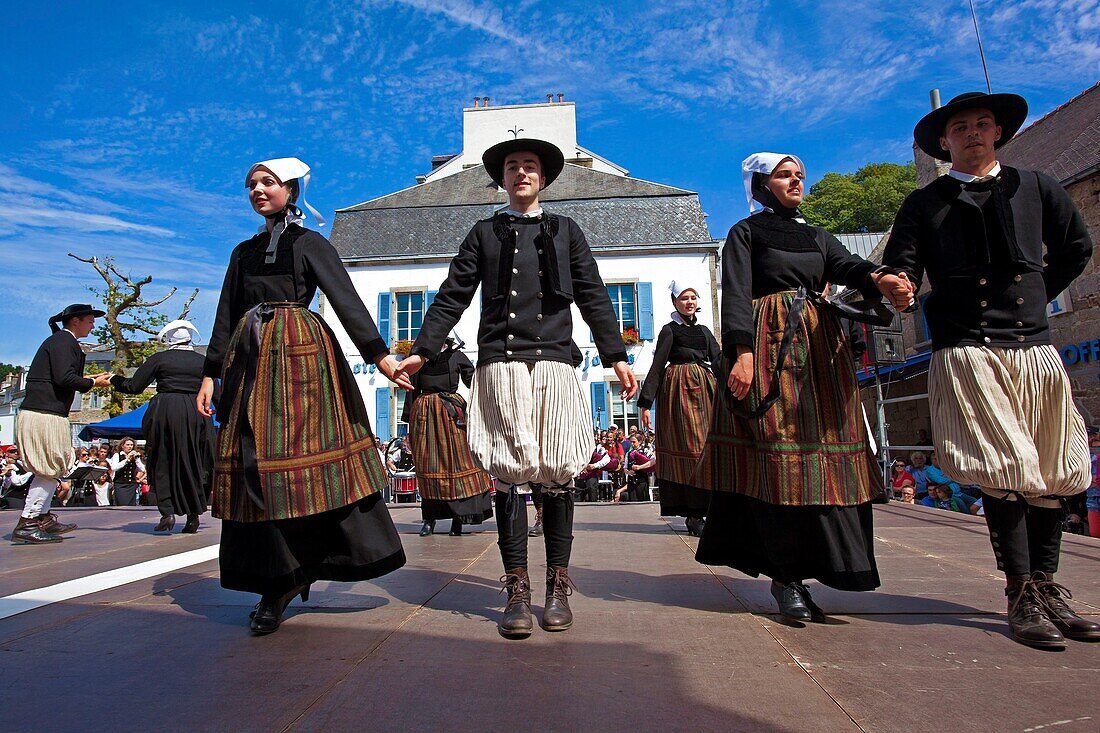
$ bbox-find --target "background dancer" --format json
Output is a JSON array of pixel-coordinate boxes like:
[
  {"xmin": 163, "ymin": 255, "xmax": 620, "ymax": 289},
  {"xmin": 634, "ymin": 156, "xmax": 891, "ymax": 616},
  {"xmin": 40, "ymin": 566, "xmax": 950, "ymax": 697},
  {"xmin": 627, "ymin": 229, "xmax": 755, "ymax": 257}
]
[
  {"xmin": 10, "ymin": 304, "xmax": 111, "ymax": 544},
  {"xmin": 637, "ymin": 280, "xmax": 721, "ymax": 536},
  {"xmin": 395, "ymin": 137, "xmax": 636, "ymax": 638},
  {"xmin": 110, "ymin": 319, "xmax": 215, "ymax": 533},
  {"xmin": 694, "ymin": 152, "xmax": 912, "ymax": 621},
  {"xmin": 885, "ymin": 91, "xmax": 1096, "ymax": 649},
  {"xmin": 402, "ymin": 333, "xmax": 493, "ymax": 537},
  {"xmin": 197, "ymin": 157, "xmax": 408, "ymax": 634}
]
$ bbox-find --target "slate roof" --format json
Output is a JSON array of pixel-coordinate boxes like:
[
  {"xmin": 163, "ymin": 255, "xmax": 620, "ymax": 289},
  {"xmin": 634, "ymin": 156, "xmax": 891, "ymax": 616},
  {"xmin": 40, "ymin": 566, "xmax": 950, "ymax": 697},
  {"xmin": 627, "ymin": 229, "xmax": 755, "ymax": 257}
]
[
  {"xmin": 998, "ymin": 82, "xmax": 1099, "ymax": 185},
  {"xmin": 331, "ymin": 164, "xmax": 713, "ymax": 259}
]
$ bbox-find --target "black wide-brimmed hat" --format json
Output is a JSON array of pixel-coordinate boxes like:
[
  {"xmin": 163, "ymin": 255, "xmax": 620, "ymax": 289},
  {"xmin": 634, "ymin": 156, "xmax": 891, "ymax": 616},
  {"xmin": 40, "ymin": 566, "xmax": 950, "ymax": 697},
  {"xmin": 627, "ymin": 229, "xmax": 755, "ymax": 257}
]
[
  {"xmin": 49, "ymin": 303, "xmax": 106, "ymax": 326},
  {"xmin": 914, "ymin": 91, "xmax": 1028, "ymax": 161},
  {"xmin": 482, "ymin": 137, "xmax": 565, "ymax": 189}
]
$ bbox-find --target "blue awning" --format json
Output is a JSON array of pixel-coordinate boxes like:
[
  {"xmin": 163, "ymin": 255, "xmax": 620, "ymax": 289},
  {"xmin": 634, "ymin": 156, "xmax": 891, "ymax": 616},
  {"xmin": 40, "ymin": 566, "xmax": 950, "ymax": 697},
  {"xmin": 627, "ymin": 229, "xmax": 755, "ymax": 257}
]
[
  {"xmin": 78, "ymin": 401, "xmax": 219, "ymax": 440},
  {"xmin": 858, "ymin": 350, "xmax": 932, "ymax": 385}
]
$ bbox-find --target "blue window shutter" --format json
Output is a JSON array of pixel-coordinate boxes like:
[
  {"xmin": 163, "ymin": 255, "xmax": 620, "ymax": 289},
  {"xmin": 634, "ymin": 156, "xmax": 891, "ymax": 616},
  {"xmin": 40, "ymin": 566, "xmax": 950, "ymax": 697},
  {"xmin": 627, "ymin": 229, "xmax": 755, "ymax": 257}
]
[
  {"xmin": 425, "ymin": 289, "xmax": 438, "ymax": 311},
  {"xmin": 377, "ymin": 292, "xmax": 391, "ymax": 346},
  {"xmin": 637, "ymin": 282, "xmax": 654, "ymax": 340},
  {"xmin": 375, "ymin": 388, "xmax": 391, "ymax": 441},
  {"xmin": 590, "ymin": 382, "xmax": 609, "ymax": 429}
]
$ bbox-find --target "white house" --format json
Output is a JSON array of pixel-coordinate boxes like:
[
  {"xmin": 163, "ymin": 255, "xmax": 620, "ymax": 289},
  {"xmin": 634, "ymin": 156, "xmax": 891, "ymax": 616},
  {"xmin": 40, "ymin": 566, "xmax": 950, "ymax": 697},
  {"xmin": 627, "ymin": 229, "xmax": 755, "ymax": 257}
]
[{"xmin": 325, "ymin": 97, "xmax": 720, "ymax": 441}]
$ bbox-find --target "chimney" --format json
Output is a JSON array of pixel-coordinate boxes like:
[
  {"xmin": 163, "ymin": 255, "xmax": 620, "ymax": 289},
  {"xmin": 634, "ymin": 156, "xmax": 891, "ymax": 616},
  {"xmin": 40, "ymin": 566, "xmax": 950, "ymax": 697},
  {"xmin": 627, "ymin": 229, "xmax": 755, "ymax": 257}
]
[
  {"xmin": 929, "ymin": 88, "xmax": 941, "ymax": 110},
  {"xmin": 557, "ymin": 93, "xmax": 564, "ymax": 103},
  {"xmin": 484, "ymin": 96, "xmax": 490, "ymax": 107},
  {"xmin": 547, "ymin": 94, "xmax": 554, "ymax": 103},
  {"xmin": 473, "ymin": 96, "xmax": 481, "ymax": 108}
]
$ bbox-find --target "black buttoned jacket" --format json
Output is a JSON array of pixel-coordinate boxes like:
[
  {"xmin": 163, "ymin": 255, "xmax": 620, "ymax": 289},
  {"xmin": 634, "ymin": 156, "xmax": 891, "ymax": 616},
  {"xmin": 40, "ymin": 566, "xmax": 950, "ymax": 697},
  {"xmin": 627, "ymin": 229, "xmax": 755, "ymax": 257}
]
[
  {"xmin": 884, "ymin": 166, "xmax": 1092, "ymax": 350},
  {"xmin": 22, "ymin": 330, "xmax": 94, "ymax": 416},
  {"xmin": 413, "ymin": 211, "xmax": 628, "ymax": 367}
]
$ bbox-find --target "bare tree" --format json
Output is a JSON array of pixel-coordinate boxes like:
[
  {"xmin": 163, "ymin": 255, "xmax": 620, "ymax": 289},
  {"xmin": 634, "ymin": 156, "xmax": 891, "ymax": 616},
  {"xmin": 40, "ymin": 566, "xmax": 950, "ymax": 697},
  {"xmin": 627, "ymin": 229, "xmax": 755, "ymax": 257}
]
[{"xmin": 68, "ymin": 253, "xmax": 199, "ymax": 415}]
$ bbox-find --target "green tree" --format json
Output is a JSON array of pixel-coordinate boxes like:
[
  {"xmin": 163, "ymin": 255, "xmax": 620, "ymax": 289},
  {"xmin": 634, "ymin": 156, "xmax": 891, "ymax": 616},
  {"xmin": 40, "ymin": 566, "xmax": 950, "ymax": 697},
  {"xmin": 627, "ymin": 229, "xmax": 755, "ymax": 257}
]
[
  {"xmin": 68, "ymin": 254, "xmax": 198, "ymax": 416},
  {"xmin": 801, "ymin": 162, "xmax": 917, "ymax": 233},
  {"xmin": 0, "ymin": 363, "xmax": 20, "ymax": 379}
]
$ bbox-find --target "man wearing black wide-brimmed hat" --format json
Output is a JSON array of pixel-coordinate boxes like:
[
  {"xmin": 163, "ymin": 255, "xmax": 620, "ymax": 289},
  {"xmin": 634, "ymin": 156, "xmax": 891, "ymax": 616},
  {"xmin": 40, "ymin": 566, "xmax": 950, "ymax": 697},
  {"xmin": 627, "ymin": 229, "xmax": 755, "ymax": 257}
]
[
  {"xmin": 884, "ymin": 92, "xmax": 1097, "ymax": 649},
  {"xmin": 395, "ymin": 137, "xmax": 637, "ymax": 638},
  {"xmin": 10, "ymin": 304, "xmax": 112, "ymax": 544}
]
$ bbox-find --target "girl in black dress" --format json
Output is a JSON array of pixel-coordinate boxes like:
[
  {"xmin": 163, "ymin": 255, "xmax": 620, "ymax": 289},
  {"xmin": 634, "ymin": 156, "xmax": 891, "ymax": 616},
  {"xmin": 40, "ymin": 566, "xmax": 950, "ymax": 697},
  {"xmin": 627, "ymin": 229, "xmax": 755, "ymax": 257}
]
[
  {"xmin": 637, "ymin": 281, "xmax": 720, "ymax": 536},
  {"xmin": 197, "ymin": 157, "xmax": 410, "ymax": 634},
  {"xmin": 694, "ymin": 152, "xmax": 912, "ymax": 621},
  {"xmin": 111, "ymin": 320, "xmax": 215, "ymax": 533}
]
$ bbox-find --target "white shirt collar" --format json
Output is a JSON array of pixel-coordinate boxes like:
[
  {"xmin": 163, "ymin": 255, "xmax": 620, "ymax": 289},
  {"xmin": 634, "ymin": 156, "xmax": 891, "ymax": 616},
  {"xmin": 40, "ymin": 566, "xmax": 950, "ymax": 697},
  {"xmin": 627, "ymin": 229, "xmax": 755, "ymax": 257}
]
[
  {"xmin": 948, "ymin": 162, "xmax": 1001, "ymax": 183},
  {"xmin": 503, "ymin": 207, "xmax": 543, "ymax": 219},
  {"xmin": 759, "ymin": 207, "xmax": 806, "ymax": 224},
  {"xmin": 63, "ymin": 328, "xmax": 80, "ymax": 341}
]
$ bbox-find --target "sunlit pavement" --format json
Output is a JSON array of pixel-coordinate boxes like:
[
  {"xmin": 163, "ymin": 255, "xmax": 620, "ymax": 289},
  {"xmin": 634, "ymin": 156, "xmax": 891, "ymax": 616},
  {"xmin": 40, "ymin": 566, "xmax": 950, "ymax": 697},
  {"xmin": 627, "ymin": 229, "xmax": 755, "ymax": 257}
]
[{"xmin": 1, "ymin": 501, "xmax": 1097, "ymax": 733}]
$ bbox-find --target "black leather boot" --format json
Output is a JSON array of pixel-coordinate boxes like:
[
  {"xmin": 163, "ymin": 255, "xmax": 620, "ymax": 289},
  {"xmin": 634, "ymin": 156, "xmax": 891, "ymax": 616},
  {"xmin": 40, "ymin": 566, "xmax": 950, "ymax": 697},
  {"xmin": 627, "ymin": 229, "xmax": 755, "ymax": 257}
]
[
  {"xmin": 528, "ymin": 510, "xmax": 544, "ymax": 537},
  {"xmin": 543, "ymin": 566, "xmax": 576, "ymax": 631},
  {"xmin": 10, "ymin": 516, "xmax": 64, "ymax": 545},
  {"xmin": 498, "ymin": 568, "xmax": 533, "ymax": 638},
  {"xmin": 38, "ymin": 512, "xmax": 77, "ymax": 534},
  {"xmin": 154, "ymin": 514, "xmax": 175, "ymax": 532},
  {"xmin": 1032, "ymin": 572, "xmax": 1100, "ymax": 642},
  {"xmin": 419, "ymin": 520, "xmax": 435, "ymax": 537},
  {"xmin": 1005, "ymin": 575, "xmax": 1066, "ymax": 650},
  {"xmin": 449, "ymin": 519, "xmax": 463, "ymax": 536},
  {"xmin": 771, "ymin": 580, "xmax": 811, "ymax": 621}
]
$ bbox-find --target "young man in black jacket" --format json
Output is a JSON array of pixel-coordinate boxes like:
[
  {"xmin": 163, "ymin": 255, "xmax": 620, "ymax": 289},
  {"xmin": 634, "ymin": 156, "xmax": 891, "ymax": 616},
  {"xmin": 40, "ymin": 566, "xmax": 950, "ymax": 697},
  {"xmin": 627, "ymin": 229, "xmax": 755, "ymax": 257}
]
[
  {"xmin": 884, "ymin": 92, "xmax": 1097, "ymax": 649},
  {"xmin": 11, "ymin": 304, "xmax": 112, "ymax": 544},
  {"xmin": 395, "ymin": 138, "xmax": 636, "ymax": 638}
]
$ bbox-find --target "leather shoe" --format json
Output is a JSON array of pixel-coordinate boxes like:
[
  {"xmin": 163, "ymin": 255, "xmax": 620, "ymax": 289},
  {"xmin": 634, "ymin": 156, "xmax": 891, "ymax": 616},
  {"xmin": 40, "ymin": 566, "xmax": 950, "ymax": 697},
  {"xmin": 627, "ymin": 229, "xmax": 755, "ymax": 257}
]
[
  {"xmin": 1032, "ymin": 572, "xmax": 1100, "ymax": 642},
  {"xmin": 449, "ymin": 519, "xmax": 463, "ymax": 536},
  {"xmin": 249, "ymin": 584, "xmax": 310, "ymax": 634},
  {"xmin": 1006, "ymin": 576, "xmax": 1066, "ymax": 650},
  {"xmin": 528, "ymin": 518, "xmax": 543, "ymax": 537},
  {"xmin": 10, "ymin": 516, "xmax": 64, "ymax": 545},
  {"xmin": 154, "ymin": 514, "xmax": 175, "ymax": 532},
  {"xmin": 419, "ymin": 520, "xmax": 435, "ymax": 537},
  {"xmin": 795, "ymin": 583, "xmax": 827, "ymax": 622},
  {"xmin": 498, "ymin": 568, "xmax": 533, "ymax": 638},
  {"xmin": 685, "ymin": 517, "xmax": 705, "ymax": 537},
  {"xmin": 38, "ymin": 512, "xmax": 77, "ymax": 534},
  {"xmin": 181, "ymin": 514, "xmax": 200, "ymax": 533},
  {"xmin": 542, "ymin": 566, "xmax": 576, "ymax": 631},
  {"xmin": 771, "ymin": 581, "xmax": 812, "ymax": 621}
]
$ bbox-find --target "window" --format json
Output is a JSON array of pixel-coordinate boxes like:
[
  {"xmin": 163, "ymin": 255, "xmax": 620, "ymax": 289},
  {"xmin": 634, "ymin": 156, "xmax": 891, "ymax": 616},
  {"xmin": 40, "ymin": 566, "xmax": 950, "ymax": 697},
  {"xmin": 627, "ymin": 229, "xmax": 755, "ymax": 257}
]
[
  {"xmin": 395, "ymin": 389, "xmax": 409, "ymax": 438},
  {"xmin": 394, "ymin": 291, "xmax": 424, "ymax": 341},
  {"xmin": 608, "ymin": 380, "xmax": 641, "ymax": 433},
  {"xmin": 607, "ymin": 284, "xmax": 637, "ymax": 332}
]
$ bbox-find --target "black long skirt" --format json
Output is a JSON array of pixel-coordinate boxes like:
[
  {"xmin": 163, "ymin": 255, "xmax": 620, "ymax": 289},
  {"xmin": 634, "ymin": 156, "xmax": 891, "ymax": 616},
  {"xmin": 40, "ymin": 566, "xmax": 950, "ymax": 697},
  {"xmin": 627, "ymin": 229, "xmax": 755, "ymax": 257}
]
[
  {"xmin": 421, "ymin": 493, "xmax": 493, "ymax": 524},
  {"xmin": 220, "ymin": 493, "xmax": 406, "ymax": 596},
  {"xmin": 659, "ymin": 479, "xmax": 709, "ymax": 518},
  {"xmin": 696, "ymin": 492, "xmax": 879, "ymax": 592},
  {"xmin": 143, "ymin": 392, "xmax": 215, "ymax": 517}
]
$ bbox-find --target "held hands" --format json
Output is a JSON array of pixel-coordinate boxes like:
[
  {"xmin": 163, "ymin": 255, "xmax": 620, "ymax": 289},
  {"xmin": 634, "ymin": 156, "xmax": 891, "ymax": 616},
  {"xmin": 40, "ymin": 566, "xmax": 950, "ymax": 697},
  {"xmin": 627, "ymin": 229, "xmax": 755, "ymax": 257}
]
[
  {"xmin": 91, "ymin": 373, "xmax": 112, "ymax": 388},
  {"xmin": 380, "ymin": 354, "xmax": 415, "ymax": 391},
  {"xmin": 641, "ymin": 408, "xmax": 652, "ymax": 431},
  {"xmin": 197, "ymin": 377, "xmax": 215, "ymax": 417},
  {"xmin": 727, "ymin": 346, "xmax": 754, "ymax": 401},
  {"xmin": 612, "ymin": 361, "xmax": 637, "ymax": 400},
  {"xmin": 872, "ymin": 271, "xmax": 916, "ymax": 310}
]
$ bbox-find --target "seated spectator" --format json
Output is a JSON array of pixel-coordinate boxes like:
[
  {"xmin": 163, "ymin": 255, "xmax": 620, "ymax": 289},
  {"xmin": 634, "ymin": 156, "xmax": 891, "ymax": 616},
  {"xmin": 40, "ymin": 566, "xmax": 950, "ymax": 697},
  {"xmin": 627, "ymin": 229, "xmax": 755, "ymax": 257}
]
[
  {"xmin": 617, "ymin": 435, "xmax": 656, "ymax": 503},
  {"xmin": 575, "ymin": 439, "xmax": 610, "ymax": 502},
  {"xmin": 908, "ymin": 451, "xmax": 930, "ymax": 499},
  {"xmin": 1087, "ymin": 426, "xmax": 1099, "ymax": 538},
  {"xmin": 921, "ymin": 485, "xmax": 967, "ymax": 513},
  {"xmin": 891, "ymin": 459, "xmax": 915, "ymax": 497},
  {"xmin": 970, "ymin": 496, "xmax": 985, "ymax": 516},
  {"xmin": 899, "ymin": 485, "xmax": 916, "ymax": 504},
  {"xmin": 603, "ymin": 432, "xmax": 626, "ymax": 497}
]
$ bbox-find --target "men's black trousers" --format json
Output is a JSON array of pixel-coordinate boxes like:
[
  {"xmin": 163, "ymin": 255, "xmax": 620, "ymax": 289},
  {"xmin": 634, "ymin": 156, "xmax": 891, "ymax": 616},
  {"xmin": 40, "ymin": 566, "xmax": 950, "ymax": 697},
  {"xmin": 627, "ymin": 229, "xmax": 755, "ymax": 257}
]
[{"xmin": 496, "ymin": 486, "xmax": 574, "ymax": 570}]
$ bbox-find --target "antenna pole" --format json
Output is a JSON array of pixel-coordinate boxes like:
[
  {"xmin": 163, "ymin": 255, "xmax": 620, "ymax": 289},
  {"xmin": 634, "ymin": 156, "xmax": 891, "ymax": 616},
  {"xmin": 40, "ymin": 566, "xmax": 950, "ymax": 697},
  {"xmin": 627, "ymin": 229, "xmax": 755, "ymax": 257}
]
[{"xmin": 968, "ymin": 0, "xmax": 992, "ymax": 93}]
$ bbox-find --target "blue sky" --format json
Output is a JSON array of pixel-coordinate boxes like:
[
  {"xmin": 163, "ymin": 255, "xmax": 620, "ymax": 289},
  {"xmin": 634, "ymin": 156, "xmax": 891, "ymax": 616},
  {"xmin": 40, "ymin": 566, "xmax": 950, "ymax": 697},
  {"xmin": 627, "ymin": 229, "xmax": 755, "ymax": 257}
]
[{"xmin": 3, "ymin": 0, "xmax": 1097, "ymax": 363}]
